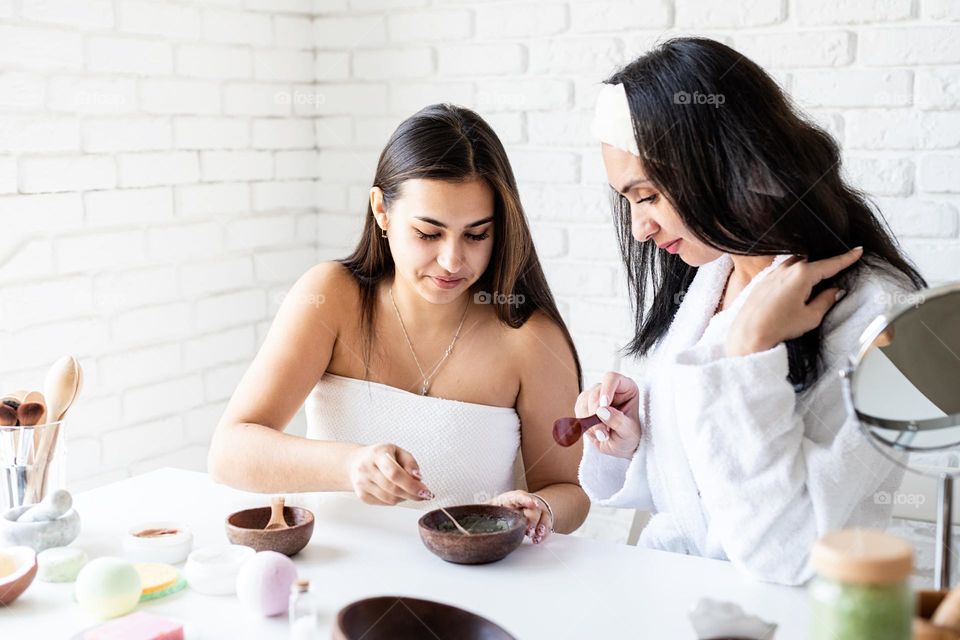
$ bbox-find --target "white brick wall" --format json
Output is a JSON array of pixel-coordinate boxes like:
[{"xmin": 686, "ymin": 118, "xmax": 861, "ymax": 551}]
[
  {"xmin": 2, "ymin": 1, "xmax": 959, "ymax": 549},
  {"xmin": 0, "ymin": 0, "xmax": 319, "ymax": 492},
  {"xmin": 306, "ymin": 1, "xmax": 959, "ymax": 383}
]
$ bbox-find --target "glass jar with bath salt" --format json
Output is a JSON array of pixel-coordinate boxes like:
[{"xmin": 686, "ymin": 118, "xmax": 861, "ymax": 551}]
[
  {"xmin": 290, "ymin": 579, "xmax": 321, "ymax": 639},
  {"xmin": 810, "ymin": 529, "xmax": 914, "ymax": 640}
]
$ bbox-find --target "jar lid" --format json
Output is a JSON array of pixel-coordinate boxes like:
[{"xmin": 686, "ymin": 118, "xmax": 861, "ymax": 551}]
[{"xmin": 812, "ymin": 529, "xmax": 913, "ymax": 585}]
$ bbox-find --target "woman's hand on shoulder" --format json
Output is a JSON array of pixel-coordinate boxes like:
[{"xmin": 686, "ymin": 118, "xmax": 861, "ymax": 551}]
[
  {"xmin": 575, "ymin": 372, "xmax": 642, "ymax": 460},
  {"xmin": 725, "ymin": 247, "xmax": 864, "ymax": 358}
]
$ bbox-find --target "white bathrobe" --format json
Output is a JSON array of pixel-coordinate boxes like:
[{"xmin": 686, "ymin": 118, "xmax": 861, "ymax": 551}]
[{"xmin": 579, "ymin": 253, "xmax": 915, "ymax": 585}]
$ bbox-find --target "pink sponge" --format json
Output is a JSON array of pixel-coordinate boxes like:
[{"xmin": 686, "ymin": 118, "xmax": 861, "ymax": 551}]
[{"xmin": 83, "ymin": 611, "xmax": 184, "ymax": 640}]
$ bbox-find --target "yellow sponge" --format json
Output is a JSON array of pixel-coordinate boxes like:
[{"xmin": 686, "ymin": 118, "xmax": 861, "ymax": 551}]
[{"xmin": 133, "ymin": 563, "xmax": 178, "ymax": 595}]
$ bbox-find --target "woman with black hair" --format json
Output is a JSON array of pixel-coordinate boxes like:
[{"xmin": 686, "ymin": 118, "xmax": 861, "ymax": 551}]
[{"xmin": 576, "ymin": 37, "xmax": 926, "ymax": 585}]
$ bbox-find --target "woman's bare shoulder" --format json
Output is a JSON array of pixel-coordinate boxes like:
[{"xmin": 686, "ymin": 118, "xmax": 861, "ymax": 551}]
[
  {"xmin": 504, "ymin": 310, "xmax": 577, "ymax": 372},
  {"xmin": 283, "ymin": 261, "xmax": 362, "ymax": 324},
  {"xmin": 300, "ymin": 261, "xmax": 361, "ymax": 300}
]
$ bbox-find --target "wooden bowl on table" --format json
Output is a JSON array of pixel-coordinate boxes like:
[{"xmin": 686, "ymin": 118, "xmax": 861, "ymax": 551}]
[
  {"xmin": 916, "ymin": 590, "xmax": 960, "ymax": 640},
  {"xmin": 224, "ymin": 505, "xmax": 314, "ymax": 556},
  {"xmin": 418, "ymin": 504, "xmax": 525, "ymax": 565},
  {"xmin": 333, "ymin": 596, "xmax": 516, "ymax": 640}
]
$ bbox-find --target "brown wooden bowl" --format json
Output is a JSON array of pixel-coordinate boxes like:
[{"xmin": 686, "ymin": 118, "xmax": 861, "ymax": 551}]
[
  {"xmin": 333, "ymin": 595, "xmax": 516, "ymax": 640},
  {"xmin": 224, "ymin": 505, "xmax": 314, "ymax": 556},
  {"xmin": 915, "ymin": 590, "xmax": 960, "ymax": 640},
  {"xmin": 418, "ymin": 504, "xmax": 525, "ymax": 565},
  {"xmin": 0, "ymin": 546, "xmax": 37, "ymax": 606}
]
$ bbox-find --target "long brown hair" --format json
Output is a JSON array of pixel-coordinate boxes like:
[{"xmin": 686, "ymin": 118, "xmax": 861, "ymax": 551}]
[{"xmin": 340, "ymin": 104, "xmax": 583, "ymax": 389}]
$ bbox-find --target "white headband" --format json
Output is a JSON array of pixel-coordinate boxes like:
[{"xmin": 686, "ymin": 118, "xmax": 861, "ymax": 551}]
[{"xmin": 590, "ymin": 83, "xmax": 640, "ymax": 156}]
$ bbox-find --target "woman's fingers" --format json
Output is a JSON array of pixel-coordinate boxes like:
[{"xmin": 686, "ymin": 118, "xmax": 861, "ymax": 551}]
[
  {"xmin": 574, "ymin": 383, "xmax": 600, "ymax": 418},
  {"xmin": 598, "ymin": 371, "xmax": 637, "ymax": 410},
  {"xmin": 492, "ymin": 491, "xmax": 542, "ymax": 536},
  {"xmin": 392, "ymin": 447, "xmax": 432, "ymax": 498},
  {"xmin": 808, "ymin": 287, "xmax": 846, "ymax": 321},
  {"xmin": 585, "ymin": 426, "xmax": 606, "ymax": 449},
  {"xmin": 531, "ymin": 508, "xmax": 551, "ymax": 544},
  {"xmin": 394, "ymin": 447, "xmax": 423, "ymax": 480},
  {"xmin": 596, "ymin": 404, "xmax": 626, "ymax": 435},
  {"xmin": 374, "ymin": 453, "xmax": 430, "ymax": 502},
  {"xmin": 809, "ymin": 246, "xmax": 864, "ymax": 282},
  {"xmin": 358, "ymin": 478, "xmax": 398, "ymax": 505}
]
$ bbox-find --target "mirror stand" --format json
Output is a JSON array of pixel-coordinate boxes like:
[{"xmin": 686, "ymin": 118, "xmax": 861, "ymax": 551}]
[{"xmin": 937, "ymin": 473, "xmax": 954, "ymax": 589}]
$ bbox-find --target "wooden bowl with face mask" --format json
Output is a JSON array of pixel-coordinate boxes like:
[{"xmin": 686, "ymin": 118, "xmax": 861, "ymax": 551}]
[{"xmin": 418, "ymin": 504, "xmax": 525, "ymax": 564}]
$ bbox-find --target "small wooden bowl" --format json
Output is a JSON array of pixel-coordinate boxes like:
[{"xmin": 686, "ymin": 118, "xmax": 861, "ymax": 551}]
[
  {"xmin": 915, "ymin": 590, "xmax": 960, "ymax": 640},
  {"xmin": 0, "ymin": 546, "xmax": 38, "ymax": 606},
  {"xmin": 418, "ymin": 505, "xmax": 525, "ymax": 565},
  {"xmin": 333, "ymin": 596, "xmax": 516, "ymax": 640},
  {"xmin": 224, "ymin": 506, "xmax": 314, "ymax": 556}
]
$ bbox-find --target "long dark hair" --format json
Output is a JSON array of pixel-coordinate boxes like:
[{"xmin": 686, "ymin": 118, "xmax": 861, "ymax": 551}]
[
  {"xmin": 608, "ymin": 37, "xmax": 925, "ymax": 391},
  {"xmin": 340, "ymin": 104, "xmax": 583, "ymax": 389}
]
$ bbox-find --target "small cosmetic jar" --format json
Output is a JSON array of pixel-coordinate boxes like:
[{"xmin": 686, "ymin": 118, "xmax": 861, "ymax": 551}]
[
  {"xmin": 122, "ymin": 522, "xmax": 193, "ymax": 564},
  {"xmin": 183, "ymin": 544, "xmax": 255, "ymax": 595}
]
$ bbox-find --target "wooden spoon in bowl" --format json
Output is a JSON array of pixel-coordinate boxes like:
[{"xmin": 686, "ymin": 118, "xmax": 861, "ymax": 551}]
[
  {"xmin": 439, "ymin": 507, "xmax": 472, "ymax": 536},
  {"xmin": 264, "ymin": 496, "xmax": 289, "ymax": 531}
]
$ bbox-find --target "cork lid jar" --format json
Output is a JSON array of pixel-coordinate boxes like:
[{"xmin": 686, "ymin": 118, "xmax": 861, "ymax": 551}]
[{"xmin": 812, "ymin": 529, "xmax": 913, "ymax": 585}]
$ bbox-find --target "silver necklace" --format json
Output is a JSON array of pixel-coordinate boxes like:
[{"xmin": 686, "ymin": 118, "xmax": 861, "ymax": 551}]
[{"xmin": 388, "ymin": 287, "xmax": 469, "ymax": 395}]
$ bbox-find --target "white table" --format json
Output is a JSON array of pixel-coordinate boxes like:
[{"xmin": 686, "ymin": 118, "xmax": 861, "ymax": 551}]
[{"xmin": 5, "ymin": 468, "xmax": 809, "ymax": 638}]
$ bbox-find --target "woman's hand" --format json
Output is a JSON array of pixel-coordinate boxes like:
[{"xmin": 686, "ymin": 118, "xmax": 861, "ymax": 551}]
[
  {"xmin": 346, "ymin": 443, "xmax": 434, "ymax": 505},
  {"xmin": 726, "ymin": 247, "xmax": 863, "ymax": 358},
  {"xmin": 574, "ymin": 372, "xmax": 642, "ymax": 459},
  {"xmin": 487, "ymin": 490, "xmax": 554, "ymax": 544}
]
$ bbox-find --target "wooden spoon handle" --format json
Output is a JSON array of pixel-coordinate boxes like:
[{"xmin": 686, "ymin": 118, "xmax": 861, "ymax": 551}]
[
  {"xmin": 265, "ymin": 496, "xmax": 287, "ymax": 529},
  {"xmin": 578, "ymin": 414, "xmax": 603, "ymax": 429}
]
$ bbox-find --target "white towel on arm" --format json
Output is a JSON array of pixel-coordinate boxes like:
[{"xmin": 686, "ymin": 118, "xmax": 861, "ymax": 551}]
[{"xmin": 579, "ymin": 253, "xmax": 915, "ymax": 585}]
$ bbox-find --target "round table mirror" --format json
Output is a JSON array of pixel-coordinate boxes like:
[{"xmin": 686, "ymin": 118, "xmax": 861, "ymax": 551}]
[{"xmin": 842, "ymin": 282, "xmax": 960, "ymax": 588}]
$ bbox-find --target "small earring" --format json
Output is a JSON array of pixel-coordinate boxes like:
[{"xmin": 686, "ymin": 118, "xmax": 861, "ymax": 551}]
[{"xmin": 380, "ymin": 227, "xmax": 388, "ymax": 238}]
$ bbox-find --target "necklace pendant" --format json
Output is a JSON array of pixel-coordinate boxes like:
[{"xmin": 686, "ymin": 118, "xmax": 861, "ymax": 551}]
[{"xmin": 420, "ymin": 380, "xmax": 429, "ymax": 395}]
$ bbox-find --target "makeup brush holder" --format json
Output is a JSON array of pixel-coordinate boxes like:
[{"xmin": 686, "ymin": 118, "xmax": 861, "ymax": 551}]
[{"xmin": 0, "ymin": 421, "xmax": 67, "ymax": 511}]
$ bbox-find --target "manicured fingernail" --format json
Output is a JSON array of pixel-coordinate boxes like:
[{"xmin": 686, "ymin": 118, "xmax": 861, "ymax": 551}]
[
  {"xmin": 598, "ymin": 394, "xmax": 609, "ymax": 408},
  {"xmin": 597, "ymin": 407, "xmax": 610, "ymax": 421},
  {"xmin": 835, "ymin": 290, "xmax": 847, "ymax": 302},
  {"xmin": 595, "ymin": 429, "xmax": 609, "ymax": 442},
  {"xmin": 418, "ymin": 490, "xmax": 433, "ymax": 500},
  {"xmin": 411, "ymin": 469, "xmax": 422, "ymax": 479},
  {"xmin": 537, "ymin": 525, "xmax": 545, "ymax": 536},
  {"xmin": 853, "ymin": 246, "xmax": 863, "ymax": 252},
  {"xmin": 526, "ymin": 528, "xmax": 534, "ymax": 537},
  {"xmin": 533, "ymin": 537, "xmax": 541, "ymax": 544}
]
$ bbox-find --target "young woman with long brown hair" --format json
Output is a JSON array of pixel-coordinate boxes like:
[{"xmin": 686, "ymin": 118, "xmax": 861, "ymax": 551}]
[{"xmin": 209, "ymin": 104, "xmax": 588, "ymax": 544}]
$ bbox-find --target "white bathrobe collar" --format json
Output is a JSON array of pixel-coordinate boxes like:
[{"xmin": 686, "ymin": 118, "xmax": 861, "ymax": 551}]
[{"xmin": 647, "ymin": 253, "xmax": 792, "ymax": 553}]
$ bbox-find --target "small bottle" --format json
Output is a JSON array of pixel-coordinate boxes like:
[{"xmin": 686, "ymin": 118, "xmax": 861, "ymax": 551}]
[
  {"xmin": 810, "ymin": 529, "xmax": 914, "ymax": 640},
  {"xmin": 289, "ymin": 579, "xmax": 320, "ymax": 639}
]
